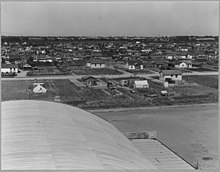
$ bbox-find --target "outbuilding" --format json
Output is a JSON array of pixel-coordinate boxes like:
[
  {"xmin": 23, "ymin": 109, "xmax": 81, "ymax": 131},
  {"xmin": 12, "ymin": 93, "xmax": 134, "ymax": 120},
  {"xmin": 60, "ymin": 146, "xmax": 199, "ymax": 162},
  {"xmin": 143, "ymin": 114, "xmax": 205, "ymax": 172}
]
[
  {"xmin": 132, "ymin": 80, "xmax": 149, "ymax": 89},
  {"xmin": 33, "ymin": 84, "xmax": 47, "ymax": 93}
]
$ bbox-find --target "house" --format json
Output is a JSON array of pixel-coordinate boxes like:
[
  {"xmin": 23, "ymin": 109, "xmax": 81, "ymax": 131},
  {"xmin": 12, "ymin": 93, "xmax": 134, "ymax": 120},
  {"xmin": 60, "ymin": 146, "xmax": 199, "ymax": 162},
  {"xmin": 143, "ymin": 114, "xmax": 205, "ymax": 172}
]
[
  {"xmin": 22, "ymin": 63, "xmax": 33, "ymax": 70},
  {"xmin": 125, "ymin": 60, "xmax": 144, "ymax": 70},
  {"xmin": 152, "ymin": 61, "xmax": 168, "ymax": 69},
  {"xmin": 86, "ymin": 60, "xmax": 106, "ymax": 68},
  {"xmin": 1, "ymin": 64, "xmax": 19, "ymax": 74},
  {"xmin": 33, "ymin": 84, "xmax": 47, "ymax": 94},
  {"xmin": 159, "ymin": 70, "xmax": 182, "ymax": 84},
  {"xmin": 72, "ymin": 60, "xmax": 86, "ymax": 69},
  {"xmin": 132, "ymin": 80, "xmax": 149, "ymax": 89},
  {"xmin": 81, "ymin": 76, "xmax": 98, "ymax": 86},
  {"xmin": 174, "ymin": 60, "xmax": 192, "ymax": 68}
]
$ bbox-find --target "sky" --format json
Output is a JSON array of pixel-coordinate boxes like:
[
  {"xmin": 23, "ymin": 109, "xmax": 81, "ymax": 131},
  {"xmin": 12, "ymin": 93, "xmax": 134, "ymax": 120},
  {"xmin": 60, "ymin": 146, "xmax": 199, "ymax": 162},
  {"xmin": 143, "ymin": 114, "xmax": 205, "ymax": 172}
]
[{"xmin": 1, "ymin": 1, "xmax": 219, "ymax": 36}]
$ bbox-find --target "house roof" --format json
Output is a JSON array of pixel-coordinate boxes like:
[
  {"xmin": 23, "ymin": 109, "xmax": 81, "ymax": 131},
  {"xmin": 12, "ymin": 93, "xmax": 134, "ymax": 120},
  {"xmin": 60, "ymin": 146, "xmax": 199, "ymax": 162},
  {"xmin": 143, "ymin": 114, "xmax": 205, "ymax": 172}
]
[
  {"xmin": 81, "ymin": 76, "xmax": 97, "ymax": 81},
  {"xmin": 88, "ymin": 60, "xmax": 105, "ymax": 64},
  {"xmin": 1, "ymin": 64, "xmax": 18, "ymax": 68},
  {"xmin": 160, "ymin": 70, "xmax": 182, "ymax": 75},
  {"xmin": 2, "ymin": 100, "xmax": 156, "ymax": 170},
  {"xmin": 72, "ymin": 60, "xmax": 86, "ymax": 66},
  {"xmin": 127, "ymin": 60, "xmax": 143, "ymax": 66}
]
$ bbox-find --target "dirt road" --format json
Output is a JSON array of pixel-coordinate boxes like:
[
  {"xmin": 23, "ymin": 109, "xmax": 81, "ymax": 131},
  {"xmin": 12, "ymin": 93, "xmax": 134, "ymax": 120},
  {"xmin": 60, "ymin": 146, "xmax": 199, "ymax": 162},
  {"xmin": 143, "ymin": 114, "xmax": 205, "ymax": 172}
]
[
  {"xmin": 91, "ymin": 104, "xmax": 219, "ymax": 170},
  {"xmin": 1, "ymin": 71, "xmax": 218, "ymax": 81}
]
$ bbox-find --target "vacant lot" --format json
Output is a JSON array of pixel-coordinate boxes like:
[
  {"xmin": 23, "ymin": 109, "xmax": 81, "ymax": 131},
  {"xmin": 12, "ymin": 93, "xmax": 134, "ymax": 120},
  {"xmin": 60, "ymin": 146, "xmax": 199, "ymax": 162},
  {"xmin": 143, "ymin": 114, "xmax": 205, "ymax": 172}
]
[
  {"xmin": 124, "ymin": 69, "xmax": 153, "ymax": 74},
  {"xmin": 27, "ymin": 66, "xmax": 69, "ymax": 76},
  {"xmin": 92, "ymin": 104, "xmax": 219, "ymax": 170},
  {"xmin": 2, "ymin": 74, "xmax": 219, "ymax": 109},
  {"xmin": 72, "ymin": 68, "xmax": 123, "ymax": 75},
  {"xmin": 183, "ymin": 75, "xmax": 218, "ymax": 89}
]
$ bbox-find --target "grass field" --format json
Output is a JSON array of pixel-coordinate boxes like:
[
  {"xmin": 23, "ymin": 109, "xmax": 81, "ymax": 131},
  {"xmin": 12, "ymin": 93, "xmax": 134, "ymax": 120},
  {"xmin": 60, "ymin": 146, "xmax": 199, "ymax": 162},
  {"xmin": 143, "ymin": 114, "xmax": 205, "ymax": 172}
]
[
  {"xmin": 2, "ymin": 75, "xmax": 219, "ymax": 109},
  {"xmin": 124, "ymin": 69, "xmax": 153, "ymax": 74},
  {"xmin": 72, "ymin": 68, "xmax": 123, "ymax": 75},
  {"xmin": 183, "ymin": 75, "xmax": 218, "ymax": 89}
]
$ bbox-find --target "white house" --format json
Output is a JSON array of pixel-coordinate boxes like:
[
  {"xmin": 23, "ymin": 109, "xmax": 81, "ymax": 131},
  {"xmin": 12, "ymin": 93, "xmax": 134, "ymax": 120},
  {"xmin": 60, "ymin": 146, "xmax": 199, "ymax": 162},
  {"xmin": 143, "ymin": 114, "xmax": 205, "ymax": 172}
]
[
  {"xmin": 33, "ymin": 84, "xmax": 47, "ymax": 94},
  {"xmin": 175, "ymin": 61, "xmax": 192, "ymax": 68},
  {"xmin": 133, "ymin": 80, "xmax": 149, "ymax": 89},
  {"xmin": 159, "ymin": 70, "xmax": 182, "ymax": 83},
  {"xmin": 166, "ymin": 55, "xmax": 174, "ymax": 60},
  {"xmin": 125, "ymin": 61, "xmax": 144, "ymax": 70},
  {"xmin": 1, "ymin": 64, "xmax": 19, "ymax": 74},
  {"xmin": 86, "ymin": 60, "xmax": 106, "ymax": 68}
]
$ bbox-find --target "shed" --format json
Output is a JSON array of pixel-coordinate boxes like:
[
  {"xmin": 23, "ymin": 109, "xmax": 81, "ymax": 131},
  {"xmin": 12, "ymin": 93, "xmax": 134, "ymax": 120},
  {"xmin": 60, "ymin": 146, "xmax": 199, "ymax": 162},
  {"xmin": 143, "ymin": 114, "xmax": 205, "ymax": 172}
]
[
  {"xmin": 133, "ymin": 80, "xmax": 149, "ymax": 89},
  {"xmin": 81, "ymin": 76, "xmax": 98, "ymax": 86},
  {"xmin": 33, "ymin": 84, "xmax": 47, "ymax": 93}
]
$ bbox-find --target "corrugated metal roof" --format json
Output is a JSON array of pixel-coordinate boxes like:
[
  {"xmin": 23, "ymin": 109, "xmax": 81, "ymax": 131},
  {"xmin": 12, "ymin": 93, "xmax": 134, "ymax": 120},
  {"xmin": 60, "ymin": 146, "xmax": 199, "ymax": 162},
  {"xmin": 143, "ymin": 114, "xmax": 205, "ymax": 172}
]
[
  {"xmin": 131, "ymin": 139, "xmax": 194, "ymax": 169},
  {"xmin": 2, "ymin": 100, "xmax": 157, "ymax": 170}
]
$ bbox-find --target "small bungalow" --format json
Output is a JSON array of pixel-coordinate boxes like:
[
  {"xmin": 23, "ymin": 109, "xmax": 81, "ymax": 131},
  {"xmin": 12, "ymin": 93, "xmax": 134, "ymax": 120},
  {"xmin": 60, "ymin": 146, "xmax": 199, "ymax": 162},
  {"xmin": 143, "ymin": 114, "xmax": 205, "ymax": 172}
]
[
  {"xmin": 81, "ymin": 76, "xmax": 98, "ymax": 86},
  {"xmin": 86, "ymin": 60, "xmax": 106, "ymax": 68},
  {"xmin": 1, "ymin": 64, "xmax": 19, "ymax": 74},
  {"xmin": 125, "ymin": 60, "xmax": 144, "ymax": 70},
  {"xmin": 159, "ymin": 70, "xmax": 182, "ymax": 84},
  {"xmin": 174, "ymin": 60, "xmax": 193, "ymax": 68},
  {"xmin": 23, "ymin": 63, "xmax": 33, "ymax": 70},
  {"xmin": 72, "ymin": 60, "xmax": 86, "ymax": 69},
  {"xmin": 152, "ymin": 61, "xmax": 168, "ymax": 69}
]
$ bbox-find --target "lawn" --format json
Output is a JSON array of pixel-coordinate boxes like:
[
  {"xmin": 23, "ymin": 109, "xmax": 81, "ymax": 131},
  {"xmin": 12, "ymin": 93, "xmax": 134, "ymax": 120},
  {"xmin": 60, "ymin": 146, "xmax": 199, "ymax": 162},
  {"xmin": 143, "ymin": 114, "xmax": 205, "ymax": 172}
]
[{"xmin": 72, "ymin": 68, "xmax": 123, "ymax": 75}]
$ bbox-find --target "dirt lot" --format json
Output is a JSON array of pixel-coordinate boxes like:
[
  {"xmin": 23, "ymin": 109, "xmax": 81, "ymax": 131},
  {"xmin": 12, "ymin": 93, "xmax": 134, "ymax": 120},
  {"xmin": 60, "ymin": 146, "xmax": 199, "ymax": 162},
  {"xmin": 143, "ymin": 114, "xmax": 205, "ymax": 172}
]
[
  {"xmin": 92, "ymin": 104, "xmax": 219, "ymax": 170},
  {"xmin": 72, "ymin": 68, "xmax": 122, "ymax": 75},
  {"xmin": 124, "ymin": 69, "xmax": 153, "ymax": 74},
  {"xmin": 183, "ymin": 75, "xmax": 218, "ymax": 89},
  {"xmin": 27, "ymin": 66, "xmax": 69, "ymax": 76},
  {"xmin": 2, "ymin": 75, "xmax": 219, "ymax": 109}
]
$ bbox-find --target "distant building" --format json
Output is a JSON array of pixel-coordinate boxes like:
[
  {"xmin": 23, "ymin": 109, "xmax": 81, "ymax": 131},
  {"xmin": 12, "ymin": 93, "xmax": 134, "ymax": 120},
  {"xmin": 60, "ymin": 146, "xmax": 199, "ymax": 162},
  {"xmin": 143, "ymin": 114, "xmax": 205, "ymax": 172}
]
[
  {"xmin": 125, "ymin": 60, "xmax": 144, "ymax": 70},
  {"xmin": 33, "ymin": 84, "xmax": 47, "ymax": 94},
  {"xmin": 86, "ymin": 60, "xmax": 106, "ymax": 68},
  {"xmin": 132, "ymin": 80, "xmax": 149, "ymax": 89},
  {"xmin": 1, "ymin": 64, "xmax": 18, "ymax": 74},
  {"xmin": 81, "ymin": 76, "xmax": 98, "ymax": 86},
  {"xmin": 174, "ymin": 60, "xmax": 192, "ymax": 68},
  {"xmin": 159, "ymin": 70, "xmax": 182, "ymax": 83}
]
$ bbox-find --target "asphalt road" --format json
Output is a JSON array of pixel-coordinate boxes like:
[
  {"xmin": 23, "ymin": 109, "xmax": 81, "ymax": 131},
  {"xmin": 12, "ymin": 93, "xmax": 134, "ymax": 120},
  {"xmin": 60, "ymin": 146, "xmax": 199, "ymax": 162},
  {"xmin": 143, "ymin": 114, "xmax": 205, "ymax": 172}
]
[{"xmin": 91, "ymin": 104, "xmax": 219, "ymax": 170}]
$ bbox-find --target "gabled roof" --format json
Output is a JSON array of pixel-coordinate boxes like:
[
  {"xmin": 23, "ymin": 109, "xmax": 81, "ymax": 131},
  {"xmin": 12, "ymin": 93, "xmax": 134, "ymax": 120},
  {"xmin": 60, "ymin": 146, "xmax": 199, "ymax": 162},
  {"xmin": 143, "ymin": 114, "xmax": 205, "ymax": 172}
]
[
  {"xmin": 88, "ymin": 60, "xmax": 105, "ymax": 64},
  {"xmin": 81, "ymin": 76, "xmax": 97, "ymax": 81},
  {"xmin": 160, "ymin": 70, "xmax": 182, "ymax": 75}
]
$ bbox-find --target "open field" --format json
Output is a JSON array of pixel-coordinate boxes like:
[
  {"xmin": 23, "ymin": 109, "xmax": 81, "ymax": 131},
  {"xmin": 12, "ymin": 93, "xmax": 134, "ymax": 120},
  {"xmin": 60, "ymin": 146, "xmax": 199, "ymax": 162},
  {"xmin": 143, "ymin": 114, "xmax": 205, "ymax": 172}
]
[
  {"xmin": 124, "ymin": 69, "xmax": 153, "ymax": 74},
  {"xmin": 2, "ymin": 74, "xmax": 218, "ymax": 109},
  {"xmin": 72, "ymin": 68, "xmax": 123, "ymax": 75},
  {"xmin": 183, "ymin": 75, "xmax": 218, "ymax": 89},
  {"xmin": 27, "ymin": 66, "xmax": 69, "ymax": 76},
  {"xmin": 92, "ymin": 104, "xmax": 219, "ymax": 170},
  {"xmin": 188, "ymin": 68, "xmax": 217, "ymax": 72}
]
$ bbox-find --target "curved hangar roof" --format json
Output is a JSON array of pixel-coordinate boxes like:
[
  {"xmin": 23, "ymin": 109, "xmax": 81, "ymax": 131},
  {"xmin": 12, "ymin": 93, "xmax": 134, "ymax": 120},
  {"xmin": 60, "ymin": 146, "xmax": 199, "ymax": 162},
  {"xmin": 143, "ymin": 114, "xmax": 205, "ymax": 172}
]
[{"xmin": 2, "ymin": 100, "xmax": 157, "ymax": 170}]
